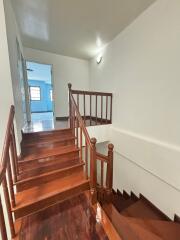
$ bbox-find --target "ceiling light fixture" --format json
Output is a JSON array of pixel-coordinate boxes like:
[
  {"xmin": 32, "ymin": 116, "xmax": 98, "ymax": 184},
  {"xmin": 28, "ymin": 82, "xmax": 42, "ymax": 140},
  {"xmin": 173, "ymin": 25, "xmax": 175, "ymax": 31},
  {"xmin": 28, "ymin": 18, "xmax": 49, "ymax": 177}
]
[{"xmin": 96, "ymin": 54, "xmax": 102, "ymax": 64}]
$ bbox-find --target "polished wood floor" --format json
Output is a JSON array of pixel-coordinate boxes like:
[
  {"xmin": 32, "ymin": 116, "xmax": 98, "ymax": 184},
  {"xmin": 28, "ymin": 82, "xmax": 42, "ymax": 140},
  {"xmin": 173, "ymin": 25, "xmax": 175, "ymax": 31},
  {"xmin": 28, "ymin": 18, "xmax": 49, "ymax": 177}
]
[
  {"xmin": 23, "ymin": 116, "xmax": 110, "ymax": 134},
  {"xmin": 16, "ymin": 193, "xmax": 109, "ymax": 240},
  {"xmin": 23, "ymin": 119, "xmax": 69, "ymax": 133}
]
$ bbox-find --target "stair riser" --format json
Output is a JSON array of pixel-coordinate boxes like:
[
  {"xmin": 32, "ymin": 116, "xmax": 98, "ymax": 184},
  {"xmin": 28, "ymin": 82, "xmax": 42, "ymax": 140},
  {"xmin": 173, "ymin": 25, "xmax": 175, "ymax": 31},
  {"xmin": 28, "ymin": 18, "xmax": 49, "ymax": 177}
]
[
  {"xmin": 14, "ymin": 182, "xmax": 90, "ymax": 219},
  {"xmin": 21, "ymin": 137, "xmax": 75, "ymax": 148},
  {"xmin": 16, "ymin": 165, "xmax": 84, "ymax": 192},
  {"xmin": 22, "ymin": 139, "xmax": 75, "ymax": 156},
  {"xmin": 19, "ymin": 151, "xmax": 79, "ymax": 171},
  {"xmin": 22, "ymin": 129, "xmax": 72, "ymax": 141},
  {"xmin": 18, "ymin": 158, "xmax": 80, "ymax": 180}
]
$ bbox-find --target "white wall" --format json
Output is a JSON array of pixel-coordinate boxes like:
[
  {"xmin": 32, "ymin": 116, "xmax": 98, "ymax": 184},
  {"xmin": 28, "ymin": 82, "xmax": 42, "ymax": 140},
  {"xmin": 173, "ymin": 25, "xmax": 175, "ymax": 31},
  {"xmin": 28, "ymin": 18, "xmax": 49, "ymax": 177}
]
[
  {"xmin": 3, "ymin": 0, "xmax": 26, "ymax": 144},
  {"xmin": 0, "ymin": 1, "xmax": 15, "ymax": 239},
  {"xmin": 89, "ymin": 0, "xmax": 180, "ymax": 218},
  {"xmin": 24, "ymin": 48, "xmax": 89, "ymax": 118},
  {"xmin": 0, "ymin": 0, "xmax": 14, "ymax": 155}
]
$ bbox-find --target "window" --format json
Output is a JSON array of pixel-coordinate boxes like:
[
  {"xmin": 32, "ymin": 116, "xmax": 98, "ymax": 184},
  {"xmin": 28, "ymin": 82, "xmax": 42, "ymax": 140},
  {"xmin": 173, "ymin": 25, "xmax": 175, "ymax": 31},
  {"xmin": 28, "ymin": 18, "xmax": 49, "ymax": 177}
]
[
  {"xmin": 30, "ymin": 86, "xmax": 41, "ymax": 101},
  {"xmin": 50, "ymin": 89, "xmax": 53, "ymax": 101}
]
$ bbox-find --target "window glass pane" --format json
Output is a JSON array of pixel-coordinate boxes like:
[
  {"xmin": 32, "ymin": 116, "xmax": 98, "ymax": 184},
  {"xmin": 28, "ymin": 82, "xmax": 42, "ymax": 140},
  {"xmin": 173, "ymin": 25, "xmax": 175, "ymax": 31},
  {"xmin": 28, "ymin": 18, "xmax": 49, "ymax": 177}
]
[{"xmin": 30, "ymin": 87, "xmax": 41, "ymax": 100}]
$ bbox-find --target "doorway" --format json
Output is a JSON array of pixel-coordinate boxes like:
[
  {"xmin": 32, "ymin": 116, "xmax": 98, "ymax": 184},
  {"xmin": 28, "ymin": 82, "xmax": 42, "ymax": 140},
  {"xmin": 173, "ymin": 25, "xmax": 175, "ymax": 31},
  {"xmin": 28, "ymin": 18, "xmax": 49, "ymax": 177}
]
[{"xmin": 26, "ymin": 61, "xmax": 54, "ymax": 122}]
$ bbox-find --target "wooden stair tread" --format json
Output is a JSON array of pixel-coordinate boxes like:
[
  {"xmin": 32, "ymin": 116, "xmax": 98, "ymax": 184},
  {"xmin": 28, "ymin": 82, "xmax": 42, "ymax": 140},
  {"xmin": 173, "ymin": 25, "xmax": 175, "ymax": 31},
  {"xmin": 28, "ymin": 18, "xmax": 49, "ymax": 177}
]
[
  {"xmin": 22, "ymin": 135, "xmax": 75, "ymax": 147},
  {"xmin": 14, "ymin": 170, "xmax": 88, "ymax": 210},
  {"xmin": 20, "ymin": 145, "xmax": 79, "ymax": 162},
  {"xmin": 17, "ymin": 162, "xmax": 85, "ymax": 183},
  {"xmin": 18, "ymin": 157, "xmax": 81, "ymax": 180},
  {"xmin": 121, "ymin": 199, "xmax": 167, "ymax": 221},
  {"xmin": 103, "ymin": 203, "xmax": 162, "ymax": 240},
  {"xmin": 16, "ymin": 162, "xmax": 85, "ymax": 191},
  {"xmin": 126, "ymin": 217, "xmax": 180, "ymax": 240},
  {"xmin": 22, "ymin": 140, "xmax": 76, "ymax": 156},
  {"xmin": 22, "ymin": 128, "xmax": 72, "ymax": 137}
]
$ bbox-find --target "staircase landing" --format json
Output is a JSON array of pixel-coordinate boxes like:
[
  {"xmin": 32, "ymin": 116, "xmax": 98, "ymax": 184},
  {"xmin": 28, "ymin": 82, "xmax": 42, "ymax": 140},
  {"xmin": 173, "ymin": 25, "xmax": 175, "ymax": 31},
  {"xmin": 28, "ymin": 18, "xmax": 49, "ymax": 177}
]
[{"xmin": 14, "ymin": 192, "xmax": 121, "ymax": 240}]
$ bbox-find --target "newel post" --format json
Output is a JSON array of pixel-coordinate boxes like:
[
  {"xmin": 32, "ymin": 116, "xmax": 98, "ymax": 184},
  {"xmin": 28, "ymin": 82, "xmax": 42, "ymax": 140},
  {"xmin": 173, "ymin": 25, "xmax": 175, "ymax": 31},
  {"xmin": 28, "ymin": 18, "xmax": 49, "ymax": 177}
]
[
  {"xmin": 106, "ymin": 143, "xmax": 114, "ymax": 198},
  {"xmin": 90, "ymin": 138, "xmax": 97, "ymax": 204},
  {"xmin": 68, "ymin": 83, "xmax": 72, "ymax": 128}
]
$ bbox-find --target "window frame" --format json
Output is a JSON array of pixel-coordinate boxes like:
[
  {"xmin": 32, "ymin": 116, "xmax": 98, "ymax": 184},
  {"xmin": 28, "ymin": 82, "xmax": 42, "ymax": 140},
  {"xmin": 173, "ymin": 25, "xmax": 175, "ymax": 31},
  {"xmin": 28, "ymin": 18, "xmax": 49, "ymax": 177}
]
[
  {"xmin": 50, "ymin": 89, "xmax": 53, "ymax": 101},
  {"xmin": 29, "ymin": 86, "xmax": 41, "ymax": 101}
]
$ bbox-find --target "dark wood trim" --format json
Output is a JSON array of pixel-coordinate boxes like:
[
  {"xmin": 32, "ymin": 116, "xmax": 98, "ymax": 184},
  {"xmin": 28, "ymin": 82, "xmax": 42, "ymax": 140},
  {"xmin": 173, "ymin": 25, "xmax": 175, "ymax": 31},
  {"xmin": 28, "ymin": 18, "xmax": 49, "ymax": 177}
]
[
  {"xmin": 140, "ymin": 194, "xmax": 171, "ymax": 221},
  {"xmin": 56, "ymin": 116, "xmax": 69, "ymax": 121},
  {"xmin": 31, "ymin": 111, "xmax": 53, "ymax": 113},
  {"xmin": 174, "ymin": 214, "xmax": 180, "ymax": 223},
  {"xmin": 117, "ymin": 189, "xmax": 123, "ymax": 197},
  {"xmin": 123, "ymin": 190, "xmax": 130, "ymax": 199},
  {"xmin": 56, "ymin": 116, "xmax": 111, "ymax": 124},
  {"xmin": 112, "ymin": 189, "xmax": 117, "ymax": 195},
  {"xmin": 130, "ymin": 191, "xmax": 139, "ymax": 201}
]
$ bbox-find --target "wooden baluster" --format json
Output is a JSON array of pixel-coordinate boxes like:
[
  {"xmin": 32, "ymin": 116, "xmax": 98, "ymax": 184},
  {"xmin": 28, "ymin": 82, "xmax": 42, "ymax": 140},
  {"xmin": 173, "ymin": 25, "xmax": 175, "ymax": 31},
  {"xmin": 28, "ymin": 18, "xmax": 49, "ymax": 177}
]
[
  {"xmin": 84, "ymin": 94, "xmax": 86, "ymax": 124},
  {"xmin": 68, "ymin": 83, "xmax": 72, "ymax": 128},
  {"xmin": 76, "ymin": 94, "xmax": 79, "ymax": 147},
  {"xmin": 9, "ymin": 138, "xmax": 17, "ymax": 183},
  {"xmin": 77, "ymin": 94, "xmax": 79, "ymax": 110},
  {"xmin": 106, "ymin": 144, "xmax": 114, "ymax": 201},
  {"xmin": 85, "ymin": 140, "xmax": 88, "ymax": 179},
  {"xmin": 76, "ymin": 116, "xmax": 79, "ymax": 148},
  {"xmin": 110, "ymin": 95, "xmax": 112, "ymax": 124},
  {"xmin": 90, "ymin": 138, "xmax": 97, "ymax": 204},
  {"xmin": 2, "ymin": 177, "xmax": 16, "ymax": 238},
  {"xmin": 101, "ymin": 161, "xmax": 104, "ymax": 187},
  {"xmin": 90, "ymin": 95, "xmax": 92, "ymax": 126},
  {"xmin": 101, "ymin": 96, "xmax": 103, "ymax": 124},
  {"xmin": 106, "ymin": 96, "xmax": 108, "ymax": 124},
  {"xmin": 11, "ymin": 125, "xmax": 19, "ymax": 176},
  {"xmin": 96, "ymin": 95, "xmax": 98, "ymax": 125},
  {"xmin": 0, "ymin": 195, "xmax": 8, "ymax": 240},
  {"xmin": 80, "ymin": 127, "xmax": 82, "ymax": 162},
  {"xmin": 7, "ymin": 154, "xmax": 16, "ymax": 208},
  {"xmin": 73, "ymin": 106, "xmax": 76, "ymax": 137}
]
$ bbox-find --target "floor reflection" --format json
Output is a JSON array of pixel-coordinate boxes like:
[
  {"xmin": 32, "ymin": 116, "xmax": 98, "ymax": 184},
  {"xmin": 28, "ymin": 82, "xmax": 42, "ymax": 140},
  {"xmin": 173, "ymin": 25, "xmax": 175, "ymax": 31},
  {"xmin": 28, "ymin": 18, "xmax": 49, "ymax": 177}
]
[
  {"xmin": 23, "ymin": 112, "xmax": 69, "ymax": 133},
  {"xmin": 19, "ymin": 193, "xmax": 109, "ymax": 240}
]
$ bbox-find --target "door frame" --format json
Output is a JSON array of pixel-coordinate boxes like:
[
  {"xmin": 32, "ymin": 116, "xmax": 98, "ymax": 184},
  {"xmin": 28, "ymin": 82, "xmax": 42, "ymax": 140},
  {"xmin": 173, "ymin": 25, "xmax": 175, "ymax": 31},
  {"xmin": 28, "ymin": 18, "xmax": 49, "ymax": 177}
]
[{"xmin": 25, "ymin": 60, "xmax": 55, "ymax": 118}]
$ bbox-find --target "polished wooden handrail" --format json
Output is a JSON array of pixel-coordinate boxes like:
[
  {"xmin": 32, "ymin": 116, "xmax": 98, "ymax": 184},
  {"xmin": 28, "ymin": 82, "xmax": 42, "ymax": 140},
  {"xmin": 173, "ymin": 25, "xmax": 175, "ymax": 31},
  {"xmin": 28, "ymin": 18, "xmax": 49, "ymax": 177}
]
[
  {"xmin": 69, "ymin": 84, "xmax": 97, "ymax": 203},
  {"xmin": 0, "ymin": 105, "xmax": 18, "ymax": 239},
  {"xmin": 71, "ymin": 89, "xmax": 113, "ymax": 97},
  {"xmin": 68, "ymin": 84, "xmax": 114, "ymax": 204},
  {"xmin": 96, "ymin": 152, "xmax": 109, "ymax": 163}
]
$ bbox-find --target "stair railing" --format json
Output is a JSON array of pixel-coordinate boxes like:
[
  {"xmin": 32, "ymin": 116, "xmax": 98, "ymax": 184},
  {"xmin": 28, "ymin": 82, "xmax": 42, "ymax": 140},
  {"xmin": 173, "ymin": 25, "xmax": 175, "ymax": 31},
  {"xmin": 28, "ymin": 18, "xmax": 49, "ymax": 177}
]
[
  {"xmin": 0, "ymin": 105, "xmax": 18, "ymax": 240},
  {"xmin": 68, "ymin": 83, "xmax": 114, "ymax": 204},
  {"xmin": 69, "ymin": 84, "xmax": 112, "ymax": 126}
]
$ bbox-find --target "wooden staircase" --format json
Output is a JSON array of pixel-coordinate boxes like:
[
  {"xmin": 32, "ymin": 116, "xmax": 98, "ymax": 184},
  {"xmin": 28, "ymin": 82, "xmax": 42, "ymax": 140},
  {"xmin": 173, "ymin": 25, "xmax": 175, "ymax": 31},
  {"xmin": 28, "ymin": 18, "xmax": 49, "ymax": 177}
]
[
  {"xmin": 0, "ymin": 85, "xmax": 115, "ymax": 240},
  {"xmin": 1, "ymin": 84, "xmax": 179, "ymax": 240},
  {"xmin": 101, "ymin": 189, "xmax": 180, "ymax": 240},
  {"xmin": 13, "ymin": 128, "xmax": 90, "ymax": 219}
]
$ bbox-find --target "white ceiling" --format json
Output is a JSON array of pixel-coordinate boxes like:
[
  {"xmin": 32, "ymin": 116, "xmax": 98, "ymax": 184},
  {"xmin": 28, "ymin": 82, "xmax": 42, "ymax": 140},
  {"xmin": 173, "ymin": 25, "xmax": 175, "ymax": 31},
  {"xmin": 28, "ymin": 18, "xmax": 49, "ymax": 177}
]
[{"xmin": 12, "ymin": 0, "xmax": 156, "ymax": 60}]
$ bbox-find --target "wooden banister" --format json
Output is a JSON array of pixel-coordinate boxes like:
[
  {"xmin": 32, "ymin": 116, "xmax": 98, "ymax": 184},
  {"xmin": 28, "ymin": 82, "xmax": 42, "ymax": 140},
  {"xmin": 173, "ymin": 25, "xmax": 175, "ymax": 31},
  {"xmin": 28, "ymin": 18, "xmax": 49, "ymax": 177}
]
[
  {"xmin": 0, "ymin": 196, "xmax": 7, "ymax": 240},
  {"xmin": 90, "ymin": 138, "xmax": 97, "ymax": 204},
  {"xmin": 68, "ymin": 84, "xmax": 114, "ymax": 204},
  {"xmin": 0, "ymin": 105, "xmax": 18, "ymax": 239},
  {"xmin": 70, "ymin": 87, "xmax": 113, "ymax": 126},
  {"xmin": 106, "ymin": 144, "xmax": 114, "ymax": 195}
]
